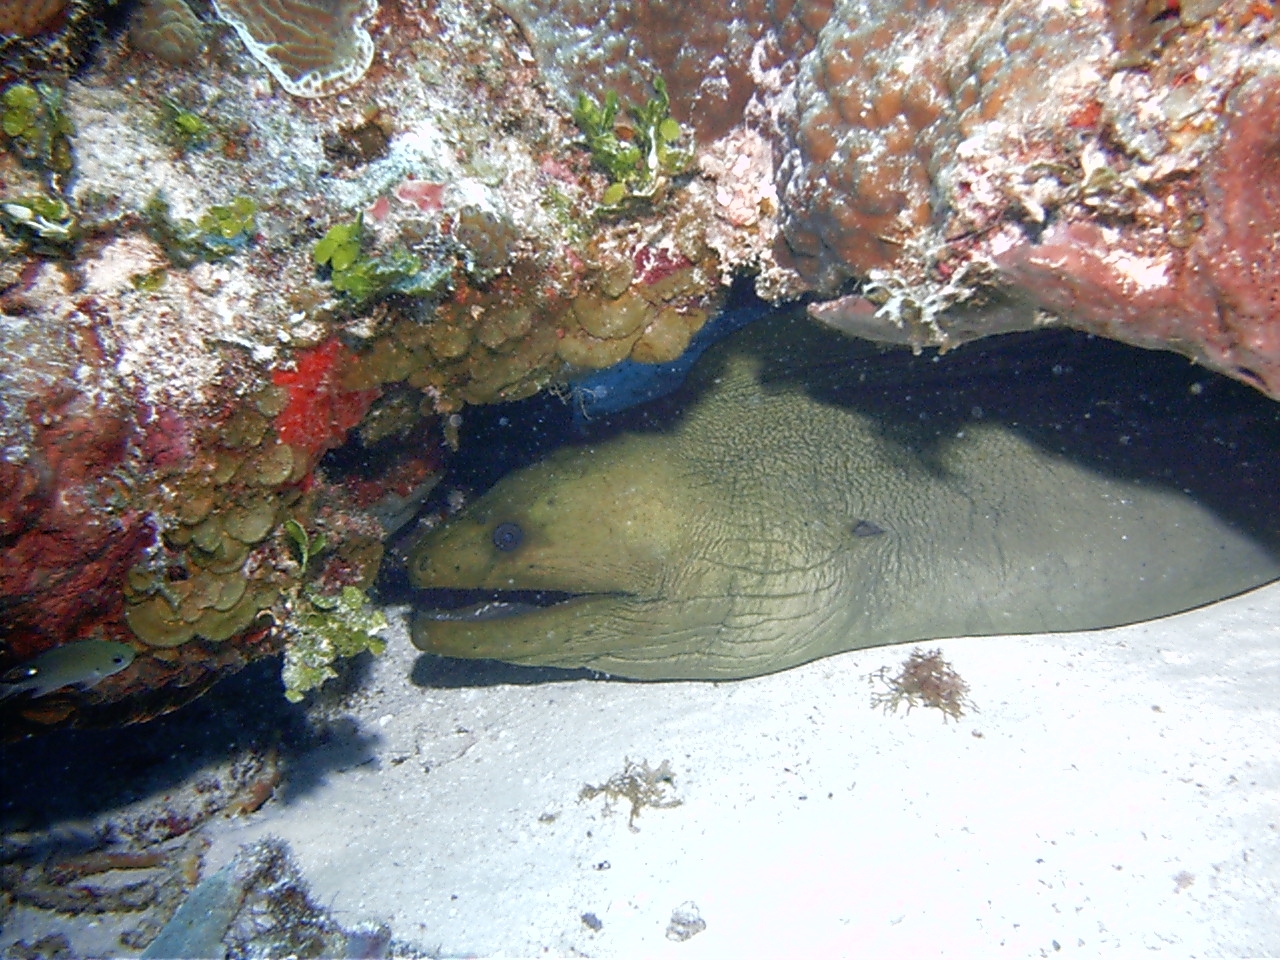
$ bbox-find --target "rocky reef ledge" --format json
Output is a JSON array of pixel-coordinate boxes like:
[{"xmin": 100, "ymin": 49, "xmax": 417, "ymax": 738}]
[{"xmin": 2, "ymin": 0, "xmax": 1278, "ymax": 732}]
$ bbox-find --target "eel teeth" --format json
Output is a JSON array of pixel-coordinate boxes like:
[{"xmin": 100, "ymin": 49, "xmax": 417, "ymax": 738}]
[{"xmin": 419, "ymin": 600, "xmax": 542, "ymax": 622}]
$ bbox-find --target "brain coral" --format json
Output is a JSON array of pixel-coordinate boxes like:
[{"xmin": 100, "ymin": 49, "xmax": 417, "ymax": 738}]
[{"xmin": 211, "ymin": 0, "xmax": 379, "ymax": 97}]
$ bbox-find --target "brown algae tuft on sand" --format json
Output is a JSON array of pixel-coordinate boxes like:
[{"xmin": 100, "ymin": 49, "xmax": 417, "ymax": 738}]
[
  {"xmin": 870, "ymin": 648, "xmax": 976, "ymax": 722},
  {"xmin": 579, "ymin": 758, "xmax": 681, "ymax": 832}
]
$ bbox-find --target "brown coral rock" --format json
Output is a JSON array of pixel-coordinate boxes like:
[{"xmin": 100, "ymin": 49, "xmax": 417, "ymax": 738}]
[
  {"xmin": 776, "ymin": 0, "xmax": 1111, "ymax": 291},
  {"xmin": 500, "ymin": 0, "xmax": 824, "ymax": 140},
  {"xmin": 996, "ymin": 72, "xmax": 1280, "ymax": 397},
  {"xmin": 130, "ymin": 0, "xmax": 207, "ymax": 65},
  {"xmin": 0, "ymin": 0, "xmax": 66, "ymax": 37}
]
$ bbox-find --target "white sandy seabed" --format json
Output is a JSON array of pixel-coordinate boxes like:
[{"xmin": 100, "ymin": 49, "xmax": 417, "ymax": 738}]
[{"xmin": 204, "ymin": 581, "xmax": 1280, "ymax": 958}]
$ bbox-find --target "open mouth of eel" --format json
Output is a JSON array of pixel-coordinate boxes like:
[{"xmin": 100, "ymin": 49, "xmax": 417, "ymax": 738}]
[{"xmin": 413, "ymin": 588, "xmax": 605, "ymax": 622}]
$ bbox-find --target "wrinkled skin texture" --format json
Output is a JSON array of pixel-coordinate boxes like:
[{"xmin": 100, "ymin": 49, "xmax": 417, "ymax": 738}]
[{"xmin": 409, "ymin": 314, "xmax": 1280, "ymax": 680}]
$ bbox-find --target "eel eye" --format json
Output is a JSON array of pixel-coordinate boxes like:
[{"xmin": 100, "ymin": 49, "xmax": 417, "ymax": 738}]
[{"xmin": 492, "ymin": 521, "xmax": 524, "ymax": 552}]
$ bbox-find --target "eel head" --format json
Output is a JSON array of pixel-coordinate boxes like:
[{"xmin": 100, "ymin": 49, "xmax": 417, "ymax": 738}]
[{"xmin": 407, "ymin": 435, "xmax": 706, "ymax": 675}]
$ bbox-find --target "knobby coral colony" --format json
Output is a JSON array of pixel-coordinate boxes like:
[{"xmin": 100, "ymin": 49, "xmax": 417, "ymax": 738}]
[{"xmin": 1, "ymin": 0, "xmax": 1280, "ymax": 733}]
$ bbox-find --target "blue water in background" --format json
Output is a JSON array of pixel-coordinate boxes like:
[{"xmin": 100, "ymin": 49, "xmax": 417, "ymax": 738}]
[{"xmin": 568, "ymin": 286, "xmax": 772, "ymax": 425}]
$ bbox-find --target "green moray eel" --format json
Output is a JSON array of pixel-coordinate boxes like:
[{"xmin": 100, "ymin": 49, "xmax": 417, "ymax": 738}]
[{"xmin": 408, "ymin": 314, "xmax": 1280, "ymax": 680}]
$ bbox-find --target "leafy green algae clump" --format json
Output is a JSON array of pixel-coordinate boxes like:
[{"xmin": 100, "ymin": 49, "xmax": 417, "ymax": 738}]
[
  {"xmin": 572, "ymin": 76, "xmax": 691, "ymax": 209},
  {"xmin": 145, "ymin": 194, "xmax": 258, "ymax": 265},
  {"xmin": 278, "ymin": 520, "xmax": 387, "ymax": 702},
  {"xmin": 313, "ymin": 214, "xmax": 450, "ymax": 307},
  {"xmin": 280, "ymin": 586, "xmax": 388, "ymax": 702},
  {"xmin": 1, "ymin": 82, "xmax": 74, "ymax": 177},
  {"xmin": 160, "ymin": 98, "xmax": 215, "ymax": 153}
]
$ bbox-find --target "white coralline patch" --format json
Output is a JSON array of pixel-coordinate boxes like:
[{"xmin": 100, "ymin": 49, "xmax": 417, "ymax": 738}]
[
  {"xmin": 1104, "ymin": 250, "xmax": 1169, "ymax": 293},
  {"xmin": 69, "ymin": 86, "xmax": 209, "ymax": 221},
  {"xmin": 83, "ymin": 236, "xmax": 167, "ymax": 295}
]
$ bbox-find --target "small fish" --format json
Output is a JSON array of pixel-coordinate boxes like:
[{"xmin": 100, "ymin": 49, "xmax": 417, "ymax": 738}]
[{"xmin": 0, "ymin": 640, "xmax": 136, "ymax": 701}]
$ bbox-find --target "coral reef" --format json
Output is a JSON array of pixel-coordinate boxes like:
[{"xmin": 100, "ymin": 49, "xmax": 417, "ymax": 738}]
[
  {"xmin": 780, "ymin": 0, "xmax": 1280, "ymax": 391},
  {"xmin": 3, "ymin": 0, "xmax": 1280, "ymax": 732},
  {"xmin": 500, "ymin": 0, "xmax": 819, "ymax": 141},
  {"xmin": 769, "ymin": 0, "xmax": 1124, "ymax": 292},
  {"xmin": 453, "ymin": 203, "xmax": 517, "ymax": 277},
  {"xmin": 992, "ymin": 69, "xmax": 1280, "ymax": 396},
  {"xmin": 0, "ymin": 0, "xmax": 108, "ymax": 87},
  {"xmin": 211, "ymin": 0, "xmax": 380, "ymax": 97},
  {"xmin": 507, "ymin": 0, "xmax": 1280, "ymax": 390}
]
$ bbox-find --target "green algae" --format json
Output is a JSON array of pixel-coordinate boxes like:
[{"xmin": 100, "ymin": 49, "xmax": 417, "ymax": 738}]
[
  {"xmin": 144, "ymin": 194, "xmax": 258, "ymax": 265},
  {"xmin": 313, "ymin": 214, "xmax": 451, "ymax": 307},
  {"xmin": 160, "ymin": 98, "xmax": 214, "ymax": 153},
  {"xmin": 280, "ymin": 585, "xmax": 387, "ymax": 702},
  {"xmin": 203, "ymin": 196, "xmax": 258, "ymax": 243},
  {"xmin": 313, "ymin": 217, "xmax": 363, "ymax": 272},
  {"xmin": 130, "ymin": 266, "xmax": 170, "ymax": 292},
  {"xmin": 1, "ymin": 82, "xmax": 74, "ymax": 178},
  {"xmin": 572, "ymin": 76, "xmax": 691, "ymax": 210},
  {"xmin": 283, "ymin": 517, "xmax": 326, "ymax": 576},
  {"xmin": 277, "ymin": 520, "xmax": 387, "ymax": 701}
]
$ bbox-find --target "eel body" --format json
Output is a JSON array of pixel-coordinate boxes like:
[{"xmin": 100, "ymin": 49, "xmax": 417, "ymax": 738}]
[{"xmin": 408, "ymin": 313, "xmax": 1280, "ymax": 680}]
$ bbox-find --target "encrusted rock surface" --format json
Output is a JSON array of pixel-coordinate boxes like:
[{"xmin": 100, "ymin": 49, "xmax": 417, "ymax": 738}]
[{"xmin": 2, "ymin": 0, "xmax": 1280, "ymax": 731}]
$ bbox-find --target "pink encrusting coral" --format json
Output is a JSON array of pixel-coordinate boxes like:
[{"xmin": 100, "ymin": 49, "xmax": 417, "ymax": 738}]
[
  {"xmin": 996, "ymin": 72, "xmax": 1280, "ymax": 397},
  {"xmin": 393, "ymin": 179, "xmax": 445, "ymax": 213},
  {"xmin": 1197, "ymin": 72, "xmax": 1280, "ymax": 392}
]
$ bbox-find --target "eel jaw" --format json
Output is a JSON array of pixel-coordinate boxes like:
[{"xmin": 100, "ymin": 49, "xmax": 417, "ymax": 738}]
[
  {"xmin": 409, "ymin": 589, "xmax": 637, "ymax": 666},
  {"xmin": 413, "ymin": 589, "xmax": 583, "ymax": 624}
]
